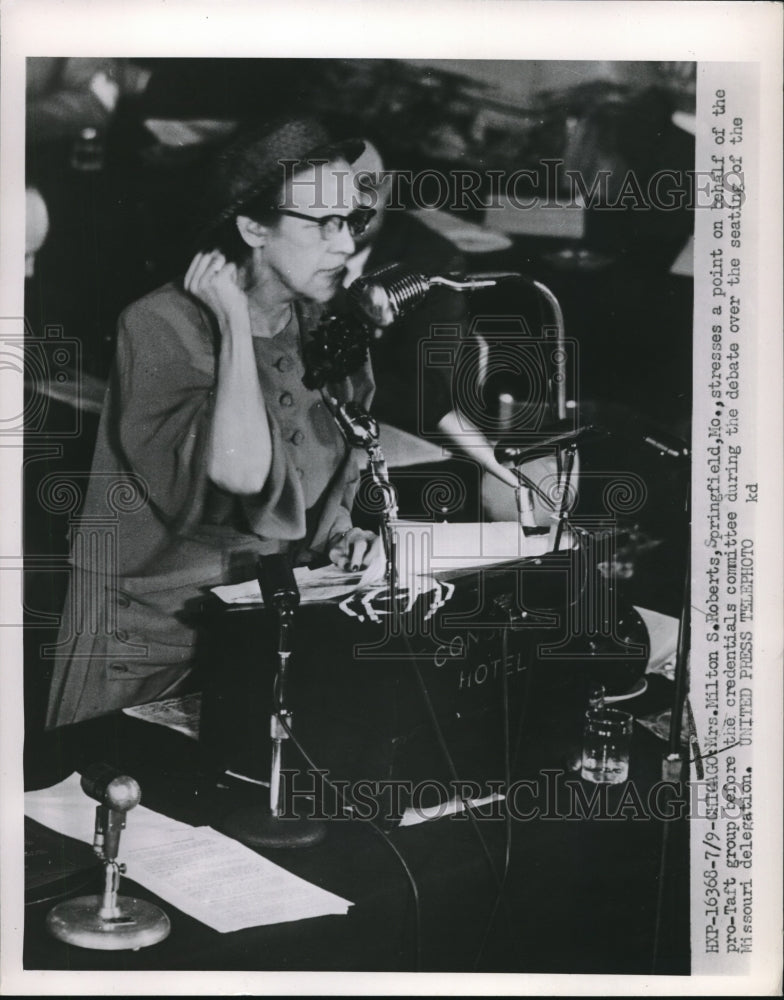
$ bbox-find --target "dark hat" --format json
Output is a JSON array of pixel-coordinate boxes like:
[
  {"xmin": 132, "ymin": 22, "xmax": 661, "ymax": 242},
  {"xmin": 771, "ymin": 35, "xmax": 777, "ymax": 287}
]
[{"xmin": 197, "ymin": 117, "xmax": 365, "ymax": 239}]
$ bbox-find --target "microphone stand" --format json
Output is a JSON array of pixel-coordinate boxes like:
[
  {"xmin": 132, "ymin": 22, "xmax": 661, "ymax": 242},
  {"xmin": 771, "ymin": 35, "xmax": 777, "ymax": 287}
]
[
  {"xmin": 350, "ymin": 268, "xmax": 568, "ymax": 421},
  {"xmin": 220, "ymin": 556, "xmax": 326, "ymax": 849},
  {"xmin": 352, "ymin": 268, "xmax": 572, "ymax": 547},
  {"xmin": 46, "ymin": 768, "xmax": 170, "ymax": 950},
  {"xmin": 470, "ymin": 272, "xmax": 572, "ymax": 547},
  {"xmin": 551, "ymin": 439, "xmax": 578, "ymax": 553},
  {"xmin": 269, "ymin": 602, "xmax": 295, "ymax": 821},
  {"xmin": 348, "ymin": 266, "xmax": 576, "ymax": 556},
  {"xmin": 325, "ymin": 397, "xmax": 399, "ymax": 597}
]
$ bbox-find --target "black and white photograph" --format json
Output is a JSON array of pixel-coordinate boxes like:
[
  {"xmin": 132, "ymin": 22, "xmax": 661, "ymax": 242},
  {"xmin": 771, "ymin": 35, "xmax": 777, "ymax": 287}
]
[{"xmin": 1, "ymin": 1, "xmax": 781, "ymax": 994}]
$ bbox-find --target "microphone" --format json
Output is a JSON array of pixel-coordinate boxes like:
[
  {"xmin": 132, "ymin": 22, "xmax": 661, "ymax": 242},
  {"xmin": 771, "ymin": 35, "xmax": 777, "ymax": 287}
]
[
  {"xmin": 46, "ymin": 765, "xmax": 171, "ymax": 949},
  {"xmin": 81, "ymin": 764, "xmax": 142, "ymax": 862},
  {"xmin": 333, "ymin": 399, "xmax": 380, "ymax": 449},
  {"xmin": 347, "ymin": 263, "xmax": 513, "ymax": 327},
  {"xmin": 81, "ymin": 763, "xmax": 141, "ymax": 812},
  {"xmin": 257, "ymin": 553, "xmax": 300, "ymax": 657},
  {"xmin": 257, "ymin": 554, "xmax": 300, "ymax": 614},
  {"xmin": 347, "ymin": 264, "xmax": 431, "ymax": 326}
]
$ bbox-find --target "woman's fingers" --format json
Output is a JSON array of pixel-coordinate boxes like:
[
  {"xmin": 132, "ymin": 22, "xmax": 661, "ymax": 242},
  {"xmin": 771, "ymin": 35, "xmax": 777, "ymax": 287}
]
[
  {"xmin": 185, "ymin": 252, "xmax": 214, "ymax": 293},
  {"xmin": 328, "ymin": 528, "xmax": 382, "ymax": 573},
  {"xmin": 208, "ymin": 252, "xmax": 226, "ymax": 279},
  {"xmin": 197, "ymin": 252, "xmax": 225, "ymax": 290},
  {"xmin": 349, "ymin": 528, "xmax": 384, "ymax": 571},
  {"xmin": 348, "ymin": 536, "xmax": 368, "ymax": 572},
  {"xmin": 223, "ymin": 261, "xmax": 239, "ymax": 287},
  {"xmin": 183, "ymin": 252, "xmax": 204, "ymax": 291},
  {"xmin": 358, "ymin": 557, "xmax": 386, "ymax": 587},
  {"xmin": 185, "ymin": 250, "xmax": 226, "ymax": 295},
  {"xmin": 364, "ymin": 533, "xmax": 385, "ymax": 567},
  {"xmin": 357, "ymin": 535, "xmax": 386, "ymax": 585}
]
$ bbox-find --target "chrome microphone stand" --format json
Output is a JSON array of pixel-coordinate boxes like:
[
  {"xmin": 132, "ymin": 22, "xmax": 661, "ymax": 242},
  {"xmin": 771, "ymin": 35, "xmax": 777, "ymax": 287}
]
[
  {"xmin": 349, "ymin": 265, "xmax": 573, "ymax": 553},
  {"xmin": 328, "ymin": 399, "xmax": 399, "ymax": 595},
  {"xmin": 220, "ymin": 555, "xmax": 326, "ymax": 849},
  {"xmin": 46, "ymin": 766, "xmax": 170, "ymax": 950},
  {"xmin": 348, "ymin": 266, "xmax": 568, "ymax": 419}
]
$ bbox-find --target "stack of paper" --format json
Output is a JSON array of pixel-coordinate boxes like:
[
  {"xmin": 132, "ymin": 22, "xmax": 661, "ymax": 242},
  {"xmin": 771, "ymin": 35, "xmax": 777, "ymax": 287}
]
[{"xmin": 24, "ymin": 774, "xmax": 352, "ymax": 932}]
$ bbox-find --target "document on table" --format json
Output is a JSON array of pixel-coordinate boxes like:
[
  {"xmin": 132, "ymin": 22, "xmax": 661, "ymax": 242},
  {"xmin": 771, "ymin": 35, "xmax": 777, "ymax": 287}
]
[
  {"xmin": 399, "ymin": 792, "xmax": 506, "ymax": 827},
  {"xmin": 212, "ymin": 564, "xmax": 362, "ymax": 606},
  {"xmin": 635, "ymin": 605, "xmax": 679, "ymax": 680},
  {"xmin": 212, "ymin": 522, "xmax": 569, "ymax": 605},
  {"xmin": 125, "ymin": 827, "xmax": 350, "ymax": 932},
  {"xmin": 24, "ymin": 774, "xmax": 352, "ymax": 932}
]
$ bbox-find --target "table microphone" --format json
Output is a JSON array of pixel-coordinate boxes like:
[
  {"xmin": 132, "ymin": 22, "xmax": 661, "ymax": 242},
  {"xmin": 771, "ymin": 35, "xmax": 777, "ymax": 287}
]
[
  {"xmin": 46, "ymin": 764, "xmax": 170, "ymax": 951},
  {"xmin": 258, "ymin": 552, "xmax": 299, "ymax": 656},
  {"xmin": 256, "ymin": 553, "xmax": 298, "ymax": 713},
  {"xmin": 220, "ymin": 554, "xmax": 325, "ymax": 849},
  {"xmin": 257, "ymin": 553, "xmax": 299, "ymax": 608},
  {"xmin": 80, "ymin": 763, "xmax": 142, "ymax": 863}
]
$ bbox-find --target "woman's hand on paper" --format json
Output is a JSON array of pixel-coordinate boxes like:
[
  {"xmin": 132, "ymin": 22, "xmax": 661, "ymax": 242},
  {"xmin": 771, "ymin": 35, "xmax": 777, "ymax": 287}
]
[{"xmin": 328, "ymin": 528, "xmax": 384, "ymax": 576}]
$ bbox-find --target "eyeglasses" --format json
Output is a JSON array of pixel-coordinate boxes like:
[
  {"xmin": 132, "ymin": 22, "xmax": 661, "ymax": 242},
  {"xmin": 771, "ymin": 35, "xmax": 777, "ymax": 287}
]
[{"xmin": 275, "ymin": 207, "xmax": 376, "ymax": 241}]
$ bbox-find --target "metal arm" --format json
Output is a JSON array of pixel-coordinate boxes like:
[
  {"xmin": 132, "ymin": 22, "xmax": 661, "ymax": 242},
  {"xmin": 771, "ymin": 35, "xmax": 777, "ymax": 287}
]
[{"xmin": 325, "ymin": 396, "xmax": 400, "ymax": 595}]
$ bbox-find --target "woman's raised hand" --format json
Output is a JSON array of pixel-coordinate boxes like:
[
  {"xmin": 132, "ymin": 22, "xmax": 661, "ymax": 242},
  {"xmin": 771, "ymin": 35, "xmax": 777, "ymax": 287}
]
[
  {"xmin": 184, "ymin": 251, "xmax": 250, "ymax": 330},
  {"xmin": 190, "ymin": 250, "xmax": 271, "ymax": 494}
]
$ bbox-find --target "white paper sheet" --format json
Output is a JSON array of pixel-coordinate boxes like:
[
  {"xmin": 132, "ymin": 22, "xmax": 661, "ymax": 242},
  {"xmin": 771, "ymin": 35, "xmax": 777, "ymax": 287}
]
[
  {"xmin": 635, "ymin": 605, "xmax": 679, "ymax": 679},
  {"xmin": 212, "ymin": 522, "xmax": 569, "ymax": 605},
  {"xmin": 24, "ymin": 774, "xmax": 352, "ymax": 932},
  {"xmin": 122, "ymin": 828, "xmax": 351, "ymax": 933},
  {"xmin": 389, "ymin": 520, "xmax": 562, "ymax": 570},
  {"xmin": 122, "ymin": 692, "xmax": 202, "ymax": 740},
  {"xmin": 399, "ymin": 793, "xmax": 506, "ymax": 827},
  {"xmin": 212, "ymin": 564, "xmax": 362, "ymax": 606}
]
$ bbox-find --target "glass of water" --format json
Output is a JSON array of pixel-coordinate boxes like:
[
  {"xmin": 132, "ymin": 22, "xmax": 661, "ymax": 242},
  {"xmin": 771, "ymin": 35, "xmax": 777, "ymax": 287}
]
[{"xmin": 580, "ymin": 707, "xmax": 633, "ymax": 784}]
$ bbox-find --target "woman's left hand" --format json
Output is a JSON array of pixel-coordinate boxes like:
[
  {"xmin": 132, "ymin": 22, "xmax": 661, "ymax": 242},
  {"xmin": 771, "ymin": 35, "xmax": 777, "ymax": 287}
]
[
  {"xmin": 328, "ymin": 527, "xmax": 383, "ymax": 573},
  {"xmin": 184, "ymin": 250, "xmax": 250, "ymax": 332}
]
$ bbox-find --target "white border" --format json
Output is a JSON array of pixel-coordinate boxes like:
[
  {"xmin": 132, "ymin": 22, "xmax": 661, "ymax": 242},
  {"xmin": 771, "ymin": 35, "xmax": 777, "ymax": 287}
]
[{"xmin": 1, "ymin": 1, "xmax": 782, "ymax": 995}]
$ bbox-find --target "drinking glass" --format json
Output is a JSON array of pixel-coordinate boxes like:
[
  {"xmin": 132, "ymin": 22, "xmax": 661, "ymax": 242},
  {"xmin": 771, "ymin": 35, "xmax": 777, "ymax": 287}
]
[{"xmin": 580, "ymin": 707, "xmax": 633, "ymax": 783}]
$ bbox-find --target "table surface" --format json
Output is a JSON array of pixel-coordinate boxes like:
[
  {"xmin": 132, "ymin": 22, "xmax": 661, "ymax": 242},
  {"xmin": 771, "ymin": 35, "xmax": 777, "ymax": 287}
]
[{"xmin": 23, "ymin": 690, "xmax": 690, "ymax": 975}]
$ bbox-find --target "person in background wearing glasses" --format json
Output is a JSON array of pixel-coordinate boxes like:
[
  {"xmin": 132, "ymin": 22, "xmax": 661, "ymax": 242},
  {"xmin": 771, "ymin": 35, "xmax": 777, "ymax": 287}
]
[{"xmin": 46, "ymin": 118, "xmax": 381, "ymax": 728}]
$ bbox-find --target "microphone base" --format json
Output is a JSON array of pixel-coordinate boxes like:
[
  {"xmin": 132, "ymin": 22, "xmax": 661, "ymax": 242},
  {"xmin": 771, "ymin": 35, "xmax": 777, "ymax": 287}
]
[
  {"xmin": 219, "ymin": 804, "xmax": 327, "ymax": 850},
  {"xmin": 46, "ymin": 895, "xmax": 171, "ymax": 951}
]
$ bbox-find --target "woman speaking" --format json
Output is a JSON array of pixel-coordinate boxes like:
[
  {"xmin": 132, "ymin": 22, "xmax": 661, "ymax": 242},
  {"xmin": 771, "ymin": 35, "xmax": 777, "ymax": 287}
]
[{"xmin": 46, "ymin": 118, "xmax": 379, "ymax": 727}]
